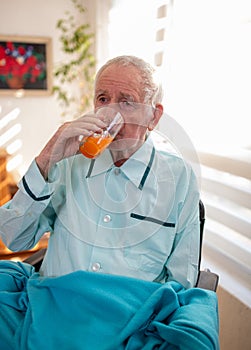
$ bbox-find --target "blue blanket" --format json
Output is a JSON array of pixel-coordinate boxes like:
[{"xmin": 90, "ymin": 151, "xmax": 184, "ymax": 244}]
[{"xmin": 0, "ymin": 261, "xmax": 219, "ymax": 350}]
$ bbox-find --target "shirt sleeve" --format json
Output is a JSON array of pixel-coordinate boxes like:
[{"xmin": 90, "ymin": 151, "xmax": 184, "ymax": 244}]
[
  {"xmin": 164, "ymin": 166, "xmax": 201, "ymax": 289},
  {"xmin": 0, "ymin": 160, "xmax": 60, "ymax": 252}
]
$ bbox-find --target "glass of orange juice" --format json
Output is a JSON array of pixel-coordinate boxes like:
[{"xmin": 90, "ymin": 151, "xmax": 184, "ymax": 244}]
[{"xmin": 79, "ymin": 108, "xmax": 124, "ymax": 159}]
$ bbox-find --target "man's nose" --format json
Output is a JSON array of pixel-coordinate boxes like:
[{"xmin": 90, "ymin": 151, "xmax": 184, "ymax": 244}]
[
  {"xmin": 109, "ymin": 97, "xmax": 118, "ymax": 105},
  {"xmin": 107, "ymin": 100, "xmax": 121, "ymax": 112}
]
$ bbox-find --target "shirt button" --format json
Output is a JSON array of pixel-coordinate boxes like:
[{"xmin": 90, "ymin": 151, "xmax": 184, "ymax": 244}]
[
  {"xmin": 91, "ymin": 262, "xmax": 101, "ymax": 272},
  {"xmin": 103, "ymin": 214, "xmax": 111, "ymax": 223},
  {"xmin": 114, "ymin": 168, "xmax": 121, "ymax": 175}
]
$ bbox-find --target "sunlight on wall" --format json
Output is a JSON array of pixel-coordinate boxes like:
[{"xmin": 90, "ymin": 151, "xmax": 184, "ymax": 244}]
[
  {"xmin": 6, "ymin": 139, "xmax": 22, "ymax": 154},
  {"xmin": 0, "ymin": 107, "xmax": 20, "ymax": 129},
  {"xmin": 0, "ymin": 124, "xmax": 21, "ymax": 148},
  {"xmin": 0, "ymin": 106, "xmax": 22, "ymax": 176}
]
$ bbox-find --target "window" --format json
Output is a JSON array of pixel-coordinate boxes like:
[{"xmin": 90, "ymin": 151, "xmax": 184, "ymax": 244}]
[{"xmin": 159, "ymin": 0, "xmax": 251, "ymax": 306}]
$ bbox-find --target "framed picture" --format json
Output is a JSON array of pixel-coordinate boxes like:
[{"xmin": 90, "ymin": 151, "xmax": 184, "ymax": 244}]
[{"xmin": 0, "ymin": 35, "xmax": 52, "ymax": 96}]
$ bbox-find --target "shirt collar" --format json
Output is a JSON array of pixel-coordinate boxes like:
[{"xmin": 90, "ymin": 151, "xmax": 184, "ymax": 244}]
[{"xmin": 85, "ymin": 135, "xmax": 156, "ymax": 190}]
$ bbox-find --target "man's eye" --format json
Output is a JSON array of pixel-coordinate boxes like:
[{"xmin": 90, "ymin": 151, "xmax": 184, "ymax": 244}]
[
  {"xmin": 97, "ymin": 96, "xmax": 108, "ymax": 104},
  {"xmin": 120, "ymin": 101, "xmax": 136, "ymax": 111}
]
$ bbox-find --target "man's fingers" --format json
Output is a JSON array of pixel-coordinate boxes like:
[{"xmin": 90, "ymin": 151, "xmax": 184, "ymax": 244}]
[{"xmin": 60, "ymin": 116, "xmax": 107, "ymax": 139}]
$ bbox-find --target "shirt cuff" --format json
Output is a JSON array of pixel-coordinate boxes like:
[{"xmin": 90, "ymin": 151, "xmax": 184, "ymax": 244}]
[{"xmin": 18, "ymin": 159, "xmax": 54, "ymax": 201}]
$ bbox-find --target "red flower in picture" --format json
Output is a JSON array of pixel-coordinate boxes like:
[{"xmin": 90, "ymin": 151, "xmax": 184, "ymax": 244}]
[{"xmin": 0, "ymin": 40, "xmax": 46, "ymax": 87}]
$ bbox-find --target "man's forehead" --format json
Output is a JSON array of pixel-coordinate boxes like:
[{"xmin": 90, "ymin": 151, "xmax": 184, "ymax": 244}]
[
  {"xmin": 97, "ymin": 64, "xmax": 142, "ymax": 83},
  {"xmin": 95, "ymin": 64, "xmax": 144, "ymax": 100}
]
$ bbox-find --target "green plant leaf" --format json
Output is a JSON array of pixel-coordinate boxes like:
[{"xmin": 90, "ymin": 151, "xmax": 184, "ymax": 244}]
[{"xmin": 53, "ymin": 0, "xmax": 95, "ymax": 118}]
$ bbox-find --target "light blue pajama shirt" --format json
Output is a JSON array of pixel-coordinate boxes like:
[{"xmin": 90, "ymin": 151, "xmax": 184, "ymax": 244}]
[{"xmin": 0, "ymin": 135, "xmax": 200, "ymax": 288}]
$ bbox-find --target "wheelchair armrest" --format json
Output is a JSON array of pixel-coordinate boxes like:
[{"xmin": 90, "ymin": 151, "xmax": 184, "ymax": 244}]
[
  {"xmin": 196, "ymin": 269, "xmax": 219, "ymax": 291},
  {"xmin": 24, "ymin": 248, "xmax": 46, "ymax": 271}
]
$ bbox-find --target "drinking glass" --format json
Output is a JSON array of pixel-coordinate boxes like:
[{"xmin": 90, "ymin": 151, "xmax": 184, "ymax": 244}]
[{"xmin": 79, "ymin": 107, "xmax": 124, "ymax": 159}]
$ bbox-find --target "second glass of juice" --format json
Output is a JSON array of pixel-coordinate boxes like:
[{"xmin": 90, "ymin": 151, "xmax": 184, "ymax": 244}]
[{"xmin": 79, "ymin": 108, "xmax": 124, "ymax": 159}]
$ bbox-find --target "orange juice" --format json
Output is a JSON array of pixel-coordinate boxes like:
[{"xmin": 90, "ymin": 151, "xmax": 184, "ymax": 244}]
[{"xmin": 79, "ymin": 133, "xmax": 114, "ymax": 159}]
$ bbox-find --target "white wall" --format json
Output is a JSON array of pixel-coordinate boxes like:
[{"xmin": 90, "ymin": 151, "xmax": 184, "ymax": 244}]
[{"xmin": 0, "ymin": 0, "xmax": 94, "ymax": 179}]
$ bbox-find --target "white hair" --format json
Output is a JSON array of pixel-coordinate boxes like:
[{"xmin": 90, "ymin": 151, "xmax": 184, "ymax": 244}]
[{"xmin": 95, "ymin": 55, "xmax": 163, "ymax": 106}]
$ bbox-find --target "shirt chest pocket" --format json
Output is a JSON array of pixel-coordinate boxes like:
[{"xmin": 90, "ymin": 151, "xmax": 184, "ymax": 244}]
[{"xmin": 123, "ymin": 225, "xmax": 176, "ymax": 275}]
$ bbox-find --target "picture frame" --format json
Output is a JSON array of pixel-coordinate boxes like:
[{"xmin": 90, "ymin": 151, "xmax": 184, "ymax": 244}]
[{"xmin": 0, "ymin": 35, "xmax": 52, "ymax": 96}]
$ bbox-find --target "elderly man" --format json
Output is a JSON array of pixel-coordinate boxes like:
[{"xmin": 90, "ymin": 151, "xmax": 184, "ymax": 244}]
[{"xmin": 0, "ymin": 55, "xmax": 200, "ymax": 288}]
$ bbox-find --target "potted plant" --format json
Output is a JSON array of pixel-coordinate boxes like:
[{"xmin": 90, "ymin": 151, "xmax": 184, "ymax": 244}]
[{"xmin": 53, "ymin": 0, "xmax": 96, "ymax": 119}]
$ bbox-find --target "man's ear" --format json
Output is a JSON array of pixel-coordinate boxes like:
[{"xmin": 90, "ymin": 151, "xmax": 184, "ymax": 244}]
[{"xmin": 148, "ymin": 103, "xmax": 164, "ymax": 131}]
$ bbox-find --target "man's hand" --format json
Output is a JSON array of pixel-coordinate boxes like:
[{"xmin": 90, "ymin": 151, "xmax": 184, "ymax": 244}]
[{"xmin": 35, "ymin": 113, "xmax": 106, "ymax": 179}]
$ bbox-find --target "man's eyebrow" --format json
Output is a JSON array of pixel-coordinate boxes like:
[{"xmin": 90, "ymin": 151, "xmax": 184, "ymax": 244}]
[
  {"xmin": 119, "ymin": 92, "xmax": 135, "ymax": 101},
  {"xmin": 95, "ymin": 89, "xmax": 108, "ymax": 96},
  {"xmin": 95, "ymin": 90, "xmax": 135, "ymax": 101}
]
